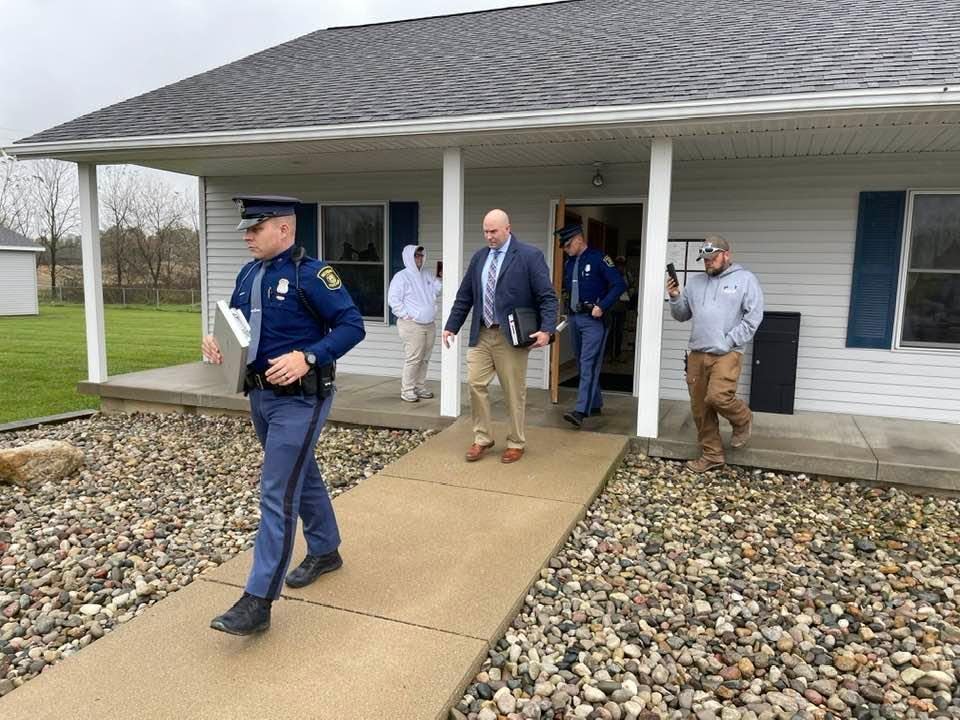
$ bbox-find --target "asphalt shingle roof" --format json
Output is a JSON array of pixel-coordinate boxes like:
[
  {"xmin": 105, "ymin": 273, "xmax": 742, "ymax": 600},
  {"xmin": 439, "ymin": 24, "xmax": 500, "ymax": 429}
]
[
  {"xmin": 0, "ymin": 226, "xmax": 39, "ymax": 248},
  {"xmin": 15, "ymin": 0, "xmax": 960, "ymax": 145}
]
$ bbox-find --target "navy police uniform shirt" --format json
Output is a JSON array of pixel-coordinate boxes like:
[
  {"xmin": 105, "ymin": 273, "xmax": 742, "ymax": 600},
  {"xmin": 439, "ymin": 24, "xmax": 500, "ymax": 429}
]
[
  {"xmin": 563, "ymin": 248, "xmax": 627, "ymax": 313},
  {"xmin": 230, "ymin": 246, "xmax": 365, "ymax": 372}
]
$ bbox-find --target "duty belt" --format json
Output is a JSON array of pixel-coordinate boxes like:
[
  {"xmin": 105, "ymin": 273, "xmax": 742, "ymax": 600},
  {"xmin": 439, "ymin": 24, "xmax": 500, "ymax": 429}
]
[{"xmin": 243, "ymin": 364, "xmax": 335, "ymax": 397}]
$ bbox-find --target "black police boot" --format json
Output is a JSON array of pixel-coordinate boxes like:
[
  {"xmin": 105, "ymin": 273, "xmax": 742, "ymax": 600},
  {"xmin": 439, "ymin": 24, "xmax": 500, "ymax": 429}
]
[
  {"xmin": 589, "ymin": 408, "xmax": 603, "ymax": 417},
  {"xmin": 285, "ymin": 549, "xmax": 343, "ymax": 588},
  {"xmin": 563, "ymin": 410, "xmax": 585, "ymax": 429},
  {"xmin": 210, "ymin": 592, "xmax": 271, "ymax": 635}
]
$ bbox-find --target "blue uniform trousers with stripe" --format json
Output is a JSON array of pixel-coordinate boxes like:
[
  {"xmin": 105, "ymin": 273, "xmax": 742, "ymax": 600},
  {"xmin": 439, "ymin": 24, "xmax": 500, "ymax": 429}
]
[
  {"xmin": 246, "ymin": 389, "xmax": 340, "ymax": 600},
  {"xmin": 570, "ymin": 313, "xmax": 609, "ymax": 415}
]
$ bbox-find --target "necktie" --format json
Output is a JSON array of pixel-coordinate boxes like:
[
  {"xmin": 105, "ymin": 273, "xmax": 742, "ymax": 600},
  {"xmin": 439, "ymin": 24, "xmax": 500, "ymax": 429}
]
[
  {"xmin": 246, "ymin": 260, "xmax": 270, "ymax": 363},
  {"xmin": 482, "ymin": 249, "xmax": 502, "ymax": 327},
  {"xmin": 571, "ymin": 255, "xmax": 581, "ymax": 311}
]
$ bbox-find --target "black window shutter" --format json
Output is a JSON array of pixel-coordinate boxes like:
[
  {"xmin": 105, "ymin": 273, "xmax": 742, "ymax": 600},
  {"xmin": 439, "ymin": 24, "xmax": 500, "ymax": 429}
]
[
  {"xmin": 388, "ymin": 202, "xmax": 419, "ymax": 325},
  {"xmin": 295, "ymin": 203, "xmax": 318, "ymax": 257},
  {"xmin": 846, "ymin": 191, "xmax": 906, "ymax": 349}
]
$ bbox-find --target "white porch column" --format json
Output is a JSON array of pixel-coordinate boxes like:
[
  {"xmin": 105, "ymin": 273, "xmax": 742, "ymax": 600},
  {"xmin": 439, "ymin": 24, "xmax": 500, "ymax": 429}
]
[
  {"xmin": 77, "ymin": 162, "xmax": 107, "ymax": 383},
  {"xmin": 635, "ymin": 138, "xmax": 673, "ymax": 437},
  {"xmin": 440, "ymin": 147, "xmax": 464, "ymax": 417}
]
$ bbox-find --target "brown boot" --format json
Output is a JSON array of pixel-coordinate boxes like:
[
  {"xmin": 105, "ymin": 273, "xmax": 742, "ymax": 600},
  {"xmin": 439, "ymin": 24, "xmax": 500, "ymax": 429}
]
[
  {"xmin": 731, "ymin": 416, "xmax": 753, "ymax": 449},
  {"xmin": 465, "ymin": 442, "xmax": 494, "ymax": 462},
  {"xmin": 686, "ymin": 456, "xmax": 724, "ymax": 473}
]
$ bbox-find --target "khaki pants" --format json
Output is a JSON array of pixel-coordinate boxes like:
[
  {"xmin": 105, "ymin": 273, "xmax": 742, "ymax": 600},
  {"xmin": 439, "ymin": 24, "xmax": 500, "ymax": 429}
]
[
  {"xmin": 467, "ymin": 326, "xmax": 530, "ymax": 449},
  {"xmin": 397, "ymin": 319, "xmax": 436, "ymax": 395},
  {"xmin": 686, "ymin": 351, "xmax": 753, "ymax": 462}
]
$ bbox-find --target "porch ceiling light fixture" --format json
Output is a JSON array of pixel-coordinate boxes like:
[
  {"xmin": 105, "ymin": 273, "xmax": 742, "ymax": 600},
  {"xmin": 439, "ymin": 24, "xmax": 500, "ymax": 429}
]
[{"xmin": 591, "ymin": 162, "xmax": 604, "ymax": 188}]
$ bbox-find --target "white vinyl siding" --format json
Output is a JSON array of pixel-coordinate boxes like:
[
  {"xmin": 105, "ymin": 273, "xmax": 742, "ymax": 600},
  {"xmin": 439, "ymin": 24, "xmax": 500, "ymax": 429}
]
[
  {"xmin": 0, "ymin": 251, "xmax": 40, "ymax": 316},
  {"xmin": 203, "ymin": 152, "xmax": 960, "ymax": 424}
]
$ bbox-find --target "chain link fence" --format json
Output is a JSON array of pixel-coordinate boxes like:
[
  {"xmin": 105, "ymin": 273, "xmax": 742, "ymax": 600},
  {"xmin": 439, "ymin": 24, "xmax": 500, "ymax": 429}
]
[{"xmin": 39, "ymin": 286, "xmax": 201, "ymax": 310}]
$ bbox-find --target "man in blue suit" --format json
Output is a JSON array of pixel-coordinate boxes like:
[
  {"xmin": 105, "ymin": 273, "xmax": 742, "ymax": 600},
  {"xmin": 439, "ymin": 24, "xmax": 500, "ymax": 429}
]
[{"xmin": 443, "ymin": 209, "xmax": 558, "ymax": 463}]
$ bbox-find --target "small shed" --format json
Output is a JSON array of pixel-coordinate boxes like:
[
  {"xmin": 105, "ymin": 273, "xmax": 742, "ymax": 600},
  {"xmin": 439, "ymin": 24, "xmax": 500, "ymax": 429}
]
[{"xmin": 0, "ymin": 226, "xmax": 43, "ymax": 316}]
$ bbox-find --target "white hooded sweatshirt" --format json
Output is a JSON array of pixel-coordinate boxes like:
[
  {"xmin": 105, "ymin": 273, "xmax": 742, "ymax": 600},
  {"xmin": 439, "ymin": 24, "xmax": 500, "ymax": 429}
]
[{"xmin": 387, "ymin": 244, "xmax": 442, "ymax": 324}]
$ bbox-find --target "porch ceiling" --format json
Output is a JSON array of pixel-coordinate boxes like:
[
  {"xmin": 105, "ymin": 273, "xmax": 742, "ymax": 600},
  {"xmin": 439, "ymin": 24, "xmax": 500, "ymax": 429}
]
[{"xmin": 36, "ymin": 108, "xmax": 960, "ymax": 176}]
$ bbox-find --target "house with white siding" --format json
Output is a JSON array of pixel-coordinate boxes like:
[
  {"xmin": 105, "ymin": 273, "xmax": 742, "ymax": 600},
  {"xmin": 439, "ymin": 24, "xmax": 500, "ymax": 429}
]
[
  {"xmin": 0, "ymin": 226, "xmax": 43, "ymax": 316},
  {"xmin": 5, "ymin": 0, "xmax": 960, "ymax": 432}
]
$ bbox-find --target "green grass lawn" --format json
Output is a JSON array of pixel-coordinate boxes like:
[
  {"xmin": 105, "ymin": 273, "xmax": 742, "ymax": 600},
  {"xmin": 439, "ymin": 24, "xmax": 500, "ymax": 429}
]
[{"xmin": 0, "ymin": 304, "xmax": 202, "ymax": 424}]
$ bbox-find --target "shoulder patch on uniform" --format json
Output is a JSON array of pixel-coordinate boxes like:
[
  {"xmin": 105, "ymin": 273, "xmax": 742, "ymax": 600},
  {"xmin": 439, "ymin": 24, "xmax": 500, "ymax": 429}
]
[
  {"xmin": 317, "ymin": 265, "xmax": 342, "ymax": 290},
  {"xmin": 603, "ymin": 255, "xmax": 615, "ymax": 268}
]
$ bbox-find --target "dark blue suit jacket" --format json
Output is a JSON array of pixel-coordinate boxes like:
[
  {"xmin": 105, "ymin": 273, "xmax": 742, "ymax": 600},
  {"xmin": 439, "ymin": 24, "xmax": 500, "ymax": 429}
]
[{"xmin": 444, "ymin": 236, "xmax": 558, "ymax": 347}]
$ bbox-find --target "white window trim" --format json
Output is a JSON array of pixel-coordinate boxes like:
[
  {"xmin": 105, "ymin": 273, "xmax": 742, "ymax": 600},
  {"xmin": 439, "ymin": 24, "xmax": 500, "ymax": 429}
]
[
  {"xmin": 317, "ymin": 201, "xmax": 390, "ymax": 325},
  {"xmin": 892, "ymin": 188, "xmax": 960, "ymax": 354}
]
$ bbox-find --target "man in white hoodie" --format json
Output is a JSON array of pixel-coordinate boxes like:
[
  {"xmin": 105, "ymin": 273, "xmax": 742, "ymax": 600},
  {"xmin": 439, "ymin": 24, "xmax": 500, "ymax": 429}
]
[{"xmin": 388, "ymin": 245, "xmax": 442, "ymax": 402}]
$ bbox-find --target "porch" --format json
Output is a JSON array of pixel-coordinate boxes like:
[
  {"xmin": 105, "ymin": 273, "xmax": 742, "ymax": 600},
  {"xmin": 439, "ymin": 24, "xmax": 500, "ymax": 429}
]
[{"xmin": 80, "ymin": 362, "xmax": 960, "ymax": 493}]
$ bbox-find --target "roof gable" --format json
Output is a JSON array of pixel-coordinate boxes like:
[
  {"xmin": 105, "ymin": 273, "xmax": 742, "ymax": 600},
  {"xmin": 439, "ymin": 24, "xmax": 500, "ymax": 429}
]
[
  {"xmin": 15, "ymin": 0, "xmax": 960, "ymax": 145},
  {"xmin": 0, "ymin": 225, "xmax": 40, "ymax": 248}
]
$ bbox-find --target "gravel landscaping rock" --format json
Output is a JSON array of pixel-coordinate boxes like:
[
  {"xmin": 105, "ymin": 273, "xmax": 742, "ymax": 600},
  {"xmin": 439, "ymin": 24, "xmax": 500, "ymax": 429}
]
[
  {"xmin": 455, "ymin": 452, "xmax": 960, "ymax": 719},
  {"xmin": 0, "ymin": 412, "xmax": 427, "ymax": 697}
]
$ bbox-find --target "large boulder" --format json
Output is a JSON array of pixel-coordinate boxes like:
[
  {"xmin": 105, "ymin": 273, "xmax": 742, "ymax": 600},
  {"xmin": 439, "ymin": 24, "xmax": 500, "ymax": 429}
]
[{"xmin": 0, "ymin": 440, "xmax": 85, "ymax": 486}]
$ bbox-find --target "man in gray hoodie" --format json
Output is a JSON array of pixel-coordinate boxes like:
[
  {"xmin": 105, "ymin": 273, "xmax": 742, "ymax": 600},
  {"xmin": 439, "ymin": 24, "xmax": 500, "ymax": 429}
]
[{"xmin": 667, "ymin": 235, "xmax": 763, "ymax": 472}]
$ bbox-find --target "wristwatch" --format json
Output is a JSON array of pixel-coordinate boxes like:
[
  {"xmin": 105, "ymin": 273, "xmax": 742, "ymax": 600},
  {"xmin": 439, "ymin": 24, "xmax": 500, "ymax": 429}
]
[{"xmin": 301, "ymin": 350, "xmax": 317, "ymax": 366}]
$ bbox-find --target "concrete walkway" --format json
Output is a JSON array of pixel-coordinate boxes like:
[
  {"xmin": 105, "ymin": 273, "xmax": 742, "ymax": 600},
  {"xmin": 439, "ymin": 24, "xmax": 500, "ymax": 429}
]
[{"xmin": 0, "ymin": 418, "xmax": 628, "ymax": 720}]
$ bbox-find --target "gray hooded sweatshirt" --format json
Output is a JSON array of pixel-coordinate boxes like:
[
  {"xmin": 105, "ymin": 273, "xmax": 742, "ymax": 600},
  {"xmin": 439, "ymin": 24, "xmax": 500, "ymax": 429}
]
[
  {"xmin": 387, "ymin": 244, "xmax": 442, "ymax": 323},
  {"xmin": 668, "ymin": 263, "xmax": 764, "ymax": 354}
]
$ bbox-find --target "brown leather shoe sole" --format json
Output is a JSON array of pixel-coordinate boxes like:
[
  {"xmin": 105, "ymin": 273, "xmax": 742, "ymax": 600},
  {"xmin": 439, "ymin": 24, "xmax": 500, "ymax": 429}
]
[
  {"xmin": 465, "ymin": 442, "xmax": 495, "ymax": 462},
  {"xmin": 500, "ymin": 448, "xmax": 524, "ymax": 464}
]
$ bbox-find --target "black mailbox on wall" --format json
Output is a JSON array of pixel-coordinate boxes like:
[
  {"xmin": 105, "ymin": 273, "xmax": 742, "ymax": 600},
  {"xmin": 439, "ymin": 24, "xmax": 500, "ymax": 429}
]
[{"xmin": 749, "ymin": 311, "xmax": 801, "ymax": 414}]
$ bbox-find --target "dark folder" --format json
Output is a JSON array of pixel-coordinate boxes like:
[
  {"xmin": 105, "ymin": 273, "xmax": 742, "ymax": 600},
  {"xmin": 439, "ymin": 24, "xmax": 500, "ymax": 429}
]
[{"xmin": 504, "ymin": 307, "xmax": 540, "ymax": 348}]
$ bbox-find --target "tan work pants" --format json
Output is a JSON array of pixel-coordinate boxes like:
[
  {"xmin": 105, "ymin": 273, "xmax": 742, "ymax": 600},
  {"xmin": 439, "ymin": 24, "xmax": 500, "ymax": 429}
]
[
  {"xmin": 397, "ymin": 319, "xmax": 436, "ymax": 395},
  {"xmin": 686, "ymin": 351, "xmax": 753, "ymax": 462},
  {"xmin": 467, "ymin": 326, "xmax": 530, "ymax": 449}
]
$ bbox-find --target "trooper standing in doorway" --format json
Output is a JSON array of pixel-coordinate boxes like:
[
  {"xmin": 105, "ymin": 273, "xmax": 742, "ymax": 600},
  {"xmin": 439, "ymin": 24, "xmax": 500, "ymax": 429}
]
[
  {"xmin": 557, "ymin": 223, "xmax": 626, "ymax": 429},
  {"xmin": 667, "ymin": 235, "xmax": 763, "ymax": 472}
]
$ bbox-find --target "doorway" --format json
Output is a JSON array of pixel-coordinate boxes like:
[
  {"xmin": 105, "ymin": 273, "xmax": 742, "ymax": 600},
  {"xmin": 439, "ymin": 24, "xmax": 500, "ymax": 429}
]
[{"xmin": 556, "ymin": 202, "xmax": 644, "ymax": 396}]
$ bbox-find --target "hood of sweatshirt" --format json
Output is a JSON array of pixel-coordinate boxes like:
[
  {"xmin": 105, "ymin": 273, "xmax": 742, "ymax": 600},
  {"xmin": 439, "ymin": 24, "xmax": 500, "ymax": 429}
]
[{"xmin": 402, "ymin": 244, "xmax": 423, "ymax": 273}]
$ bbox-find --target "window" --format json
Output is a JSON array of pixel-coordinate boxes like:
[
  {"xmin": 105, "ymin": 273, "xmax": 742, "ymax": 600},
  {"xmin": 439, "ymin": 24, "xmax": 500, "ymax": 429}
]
[
  {"xmin": 321, "ymin": 204, "xmax": 387, "ymax": 321},
  {"xmin": 665, "ymin": 238, "xmax": 706, "ymax": 295},
  {"xmin": 898, "ymin": 192, "xmax": 960, "ymax": 349}
]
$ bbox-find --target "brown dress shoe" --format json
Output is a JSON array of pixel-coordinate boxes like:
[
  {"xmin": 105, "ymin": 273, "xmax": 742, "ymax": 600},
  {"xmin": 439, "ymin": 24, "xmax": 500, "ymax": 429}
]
[
  {"xmin": 686, "ymin": 456, "xmax": 724, "ymax": 473},
  {"xmin": 465, "ymin": 442, "xmax": 494, "ymax": 462},
  {"xmin": 500, "ymin": 448, "xmax": 524, "ymax": 464},
  {"xmin": 731, "ymin": 417, "xmax": 752, "ymax": 449}
]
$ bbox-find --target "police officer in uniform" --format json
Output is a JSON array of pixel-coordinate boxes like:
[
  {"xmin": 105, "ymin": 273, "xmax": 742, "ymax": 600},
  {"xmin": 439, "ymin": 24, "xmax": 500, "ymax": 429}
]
[
  {"xmin": 557, "ymin": 223, "xmax": 626, "ymax": 429},
  {"xmin": 201, "ymin": 195, "xmax": 365, "ymax": 635}
]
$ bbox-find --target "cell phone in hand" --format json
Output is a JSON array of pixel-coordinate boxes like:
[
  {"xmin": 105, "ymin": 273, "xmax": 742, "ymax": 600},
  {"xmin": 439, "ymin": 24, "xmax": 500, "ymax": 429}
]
[
  {"xmin": 436, "ymin": 260, "xmax": 443, "ymax": 278},
  {"xmin": 666, "ymin": 262, "xmax": 679, "ymax": 286}
]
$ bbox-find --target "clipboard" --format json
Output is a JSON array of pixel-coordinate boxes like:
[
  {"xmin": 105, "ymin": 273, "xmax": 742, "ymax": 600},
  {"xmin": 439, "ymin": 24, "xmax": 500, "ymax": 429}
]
[{"xmin": 213, "ymin": 300, "xmax": 251, "ymax": 393}]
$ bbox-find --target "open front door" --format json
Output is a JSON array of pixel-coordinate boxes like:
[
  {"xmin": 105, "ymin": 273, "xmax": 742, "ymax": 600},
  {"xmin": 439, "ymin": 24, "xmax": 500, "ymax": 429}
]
[{"xmin": 549, "ymin": 198, "xmax": 565, "ymax": 404}]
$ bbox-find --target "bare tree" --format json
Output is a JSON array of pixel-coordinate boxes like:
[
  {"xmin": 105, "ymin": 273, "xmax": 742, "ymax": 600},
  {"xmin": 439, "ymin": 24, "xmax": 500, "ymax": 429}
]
[
  {"xmin": 30, "ymin": 159, "xmax": 79, "ymax": 289},
  {"xmin": 99, "ymin": 165, "xmax": 139, "ymax": 286},
  {"xmin": 0, "ymin": 155, "xmax": 33, "ymax": 238},
  {"xmin": 134, "ymin": 176, "xmax": 185, "ymax": 289}
]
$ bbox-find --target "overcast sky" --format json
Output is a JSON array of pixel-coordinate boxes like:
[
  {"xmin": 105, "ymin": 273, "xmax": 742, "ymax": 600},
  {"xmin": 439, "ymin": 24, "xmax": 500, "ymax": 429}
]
[{"xmin": 0, "ymin": 0, "xmax": 556, "ymax": 190}]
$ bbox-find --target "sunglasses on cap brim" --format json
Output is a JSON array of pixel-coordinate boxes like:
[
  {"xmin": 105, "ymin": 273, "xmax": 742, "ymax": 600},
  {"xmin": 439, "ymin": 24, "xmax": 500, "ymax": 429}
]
[{"xmin": 698, "ymin": 244, "xmax": 726, "ymax": 258}]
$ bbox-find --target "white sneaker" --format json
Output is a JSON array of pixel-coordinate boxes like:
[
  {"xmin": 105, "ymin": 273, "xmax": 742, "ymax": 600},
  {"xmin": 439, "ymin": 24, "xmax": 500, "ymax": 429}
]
[
  {"xmin": 415, "ymin": 388, "xmax": 434, "ymax": 399},
  {"xmin": 400, "ymin": 392, "xmax": 419, "ymax": 403}
]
